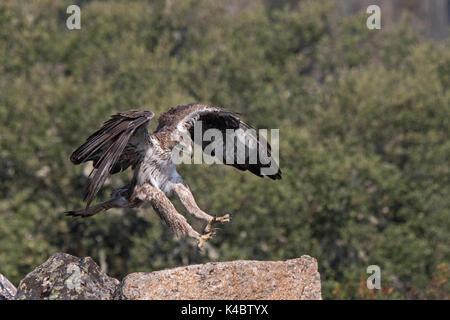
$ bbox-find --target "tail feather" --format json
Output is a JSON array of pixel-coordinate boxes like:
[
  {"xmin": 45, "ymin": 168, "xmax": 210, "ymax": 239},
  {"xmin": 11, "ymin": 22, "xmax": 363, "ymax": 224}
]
[{"xmin": 64, "ymin": 200, "xmax": 114, "ymax": 218}]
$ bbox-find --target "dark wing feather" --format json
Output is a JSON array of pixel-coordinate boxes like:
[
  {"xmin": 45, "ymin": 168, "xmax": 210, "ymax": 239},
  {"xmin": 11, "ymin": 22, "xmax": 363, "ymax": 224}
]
[
  {"xmin": 70, "ymin": 110, "xmax": 154, "ymax": 207},
  {"xmin": 156, "ymin": 104, "xmax": 281, "ymax": 180},
  {"xmin": 192, "ymin": 110, "xmax": 281, "ymax": 180}
]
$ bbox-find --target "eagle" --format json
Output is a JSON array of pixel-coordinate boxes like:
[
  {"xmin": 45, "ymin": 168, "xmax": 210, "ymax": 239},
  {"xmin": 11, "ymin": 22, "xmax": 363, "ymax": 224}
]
[{"xmin": 66, "ymin": 104, "xmax": 281, "ymax": 248}]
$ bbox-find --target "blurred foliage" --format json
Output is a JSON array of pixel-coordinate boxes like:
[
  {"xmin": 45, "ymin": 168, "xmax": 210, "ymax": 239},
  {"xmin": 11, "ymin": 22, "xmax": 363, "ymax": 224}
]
[{"xmin": 0, "ymin": 0, "xmax": 449, "ymax": 299}]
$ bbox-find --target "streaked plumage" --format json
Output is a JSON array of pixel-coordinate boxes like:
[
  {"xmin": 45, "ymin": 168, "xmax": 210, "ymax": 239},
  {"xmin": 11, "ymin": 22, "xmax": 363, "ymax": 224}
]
[{"xmin": 66, "ymin": 104, "xmax": 281, "ymax": 248}]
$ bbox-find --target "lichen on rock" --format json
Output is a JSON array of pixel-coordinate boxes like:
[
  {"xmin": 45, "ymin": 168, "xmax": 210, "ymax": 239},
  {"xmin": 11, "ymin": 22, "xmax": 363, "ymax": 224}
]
[
  {"xmin": 14, "ymin": 252, "xmax": 120, "ymax": 300},
  {"xmin": 10, "ymin": 253, "xmax": 321, "ymax": 300}
]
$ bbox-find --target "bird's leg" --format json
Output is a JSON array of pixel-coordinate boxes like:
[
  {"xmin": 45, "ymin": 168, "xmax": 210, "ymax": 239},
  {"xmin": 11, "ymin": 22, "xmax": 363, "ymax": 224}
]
[
  {"xmin": 171, "ymin": 182, "xmax": 214, "ymax": 223},
  {"xmin": 171, "ymin": 182, "xmax": 232, "ymax": 233},
  {"xmin": 132, "ymin": 183, "xmax": 209, "ymax": 248}
]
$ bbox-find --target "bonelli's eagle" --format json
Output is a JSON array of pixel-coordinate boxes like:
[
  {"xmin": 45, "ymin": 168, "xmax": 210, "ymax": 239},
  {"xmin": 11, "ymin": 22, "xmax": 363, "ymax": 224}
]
[{"xmin": 66, "ymin": 104, "xmax": 281, "ymax": 248}]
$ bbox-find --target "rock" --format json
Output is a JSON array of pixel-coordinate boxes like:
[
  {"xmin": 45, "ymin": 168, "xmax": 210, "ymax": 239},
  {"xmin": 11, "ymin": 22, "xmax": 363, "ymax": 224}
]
[
  {"xmin": 15, "ymin": 252, "xmax": 120, "ymax": 300},
  {"xmin": 0, "ymin": 273, "xmax": 17, "ymax": 300},
  {"xmin": 120, "ymin": 255, "xmax": 321, "ymax": 300}
]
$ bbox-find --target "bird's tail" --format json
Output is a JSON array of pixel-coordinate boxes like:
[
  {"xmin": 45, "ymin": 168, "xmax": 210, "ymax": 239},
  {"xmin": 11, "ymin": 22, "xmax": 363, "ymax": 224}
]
[{"xmin": 64, "ymin": 199, "xmax": 115, "ymax": 218}]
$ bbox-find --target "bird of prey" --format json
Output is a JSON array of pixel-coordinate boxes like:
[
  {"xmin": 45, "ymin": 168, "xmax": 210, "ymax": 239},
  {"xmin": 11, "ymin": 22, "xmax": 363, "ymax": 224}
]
[{"xmin": 65, "ymin": 104, "xmax": 281, "ymax": 248}]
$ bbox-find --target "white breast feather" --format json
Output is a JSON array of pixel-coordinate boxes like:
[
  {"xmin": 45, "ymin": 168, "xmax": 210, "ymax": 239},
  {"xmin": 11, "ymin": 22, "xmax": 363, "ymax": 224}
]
[{"xmin": 137, "ymin": 136, "xmax": 177, "ymax": 195}]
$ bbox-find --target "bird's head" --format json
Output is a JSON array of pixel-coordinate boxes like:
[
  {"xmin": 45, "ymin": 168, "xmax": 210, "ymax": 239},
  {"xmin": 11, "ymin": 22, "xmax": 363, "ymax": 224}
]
[
  {"xmin": 169, "ymin": 131, "xmax": 194, "ymax": 164},
  {"xmin": 178, "ymin": 134, "xmax": 194, "ymax": 159}
]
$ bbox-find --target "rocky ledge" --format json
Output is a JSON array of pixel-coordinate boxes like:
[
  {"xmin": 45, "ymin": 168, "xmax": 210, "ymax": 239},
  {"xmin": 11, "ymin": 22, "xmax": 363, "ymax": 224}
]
[{"xmin": 2, "ymin": 253, "xmax": 321, "ymax": 300}]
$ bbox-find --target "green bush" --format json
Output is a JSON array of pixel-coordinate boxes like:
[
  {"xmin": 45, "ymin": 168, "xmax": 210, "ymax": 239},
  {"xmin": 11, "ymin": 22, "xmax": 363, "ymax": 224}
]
[{"xmin": 0, "ymin": 0, "xmax": 448, "ymax": 299}]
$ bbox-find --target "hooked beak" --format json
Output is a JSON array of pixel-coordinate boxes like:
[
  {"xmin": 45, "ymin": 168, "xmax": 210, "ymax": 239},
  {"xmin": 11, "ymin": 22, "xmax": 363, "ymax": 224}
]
[{"xmin": 187, "ymin": 143, "xmax": 194, "ymax": 159}]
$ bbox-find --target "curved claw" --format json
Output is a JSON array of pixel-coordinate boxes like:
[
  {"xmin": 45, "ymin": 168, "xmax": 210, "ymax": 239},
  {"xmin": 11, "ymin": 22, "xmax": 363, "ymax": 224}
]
[
  {"xmin": 204, "ymin": 213, "xmax": 232, "ymax": 233},
  {"xmin": 216, "ymin": 213, "xmax": 232, "ymax": 223},
  {"xmin": 197, "ymin": 230, "xmax": 216, "ymax": 249}
]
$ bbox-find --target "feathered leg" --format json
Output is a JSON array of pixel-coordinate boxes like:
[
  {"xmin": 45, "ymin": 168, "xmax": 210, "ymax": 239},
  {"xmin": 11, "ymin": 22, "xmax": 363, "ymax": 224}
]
[
  {"xmin": 171, "ymin": 181, "xmax": 232, "ymax": 233},
  {"xmin": 132, "ymin": 183, "xmax": 213, "ymax": 248}
]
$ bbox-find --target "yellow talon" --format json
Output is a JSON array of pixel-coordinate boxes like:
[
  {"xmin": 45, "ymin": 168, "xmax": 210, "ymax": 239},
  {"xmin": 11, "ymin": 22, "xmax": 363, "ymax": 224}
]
[
  {"xmin": 215, "ymin": 213, "xmax": 231, "ymax": 223},
  {"xmin": 198, "ymin": 230, "xmax": 216, "ymax": 249},
  {"xmin": 204, "ymin": 214, "xmax": 232, "ymax": 233}
]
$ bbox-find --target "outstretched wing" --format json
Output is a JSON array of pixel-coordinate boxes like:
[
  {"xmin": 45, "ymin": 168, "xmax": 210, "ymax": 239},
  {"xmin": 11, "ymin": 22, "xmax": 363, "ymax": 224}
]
[
  {"xmin": 70, "ymin": 110, "xmax": 154, "ymax": 207},
  {"xmin": 155, "ymin": 103, "xmax": 281, "ymax": 179}
]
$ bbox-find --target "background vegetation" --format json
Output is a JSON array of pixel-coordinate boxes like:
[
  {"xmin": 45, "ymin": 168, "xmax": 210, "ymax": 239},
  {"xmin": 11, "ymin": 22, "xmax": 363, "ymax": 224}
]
[{"xmin": 0, "ymin": 0, "xmax": 448, "ymax": 299}]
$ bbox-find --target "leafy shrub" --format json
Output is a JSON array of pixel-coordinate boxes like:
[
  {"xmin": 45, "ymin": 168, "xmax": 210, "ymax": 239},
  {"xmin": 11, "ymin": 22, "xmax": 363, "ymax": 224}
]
[{"xmin": 0, "ymin": 0, "xmax": 448, "ymax": 299}]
